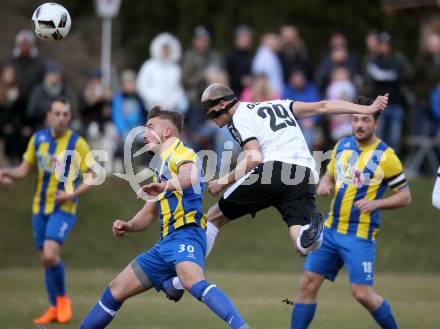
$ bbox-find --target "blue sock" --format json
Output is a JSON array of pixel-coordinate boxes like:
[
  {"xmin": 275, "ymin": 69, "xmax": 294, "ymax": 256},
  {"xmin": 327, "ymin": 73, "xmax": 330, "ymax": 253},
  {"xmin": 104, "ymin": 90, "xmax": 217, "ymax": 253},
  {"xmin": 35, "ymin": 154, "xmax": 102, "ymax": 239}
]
[
  {"xmin": 190, "ymin": 280, "xmax": 248, "ymax": 329},
  {"xmin": 48, "ymin": 261, "xmax": 66, "ymax": 296},
  {"xmin": 44, "ymin": 267, "xmax": 57, "ymax": 306},
  {"xmin": 290, "ymin": 303, "xmax": 317, "ymax": 329},
  {"xmin": 371, "ymin": 300, "xmax": 399, "ymax": 329},
  {"xmin": 80, "ymin": 287, "xmax": 123, "ymax": 329}
]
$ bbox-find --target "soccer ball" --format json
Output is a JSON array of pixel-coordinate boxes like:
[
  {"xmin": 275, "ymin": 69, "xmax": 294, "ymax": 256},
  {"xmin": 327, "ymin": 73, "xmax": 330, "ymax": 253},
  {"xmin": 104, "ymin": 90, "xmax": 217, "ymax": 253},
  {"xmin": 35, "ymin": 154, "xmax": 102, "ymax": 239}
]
[{"xmin": 32, "ymin": 3, "xmax": 71, "ymax": 41}]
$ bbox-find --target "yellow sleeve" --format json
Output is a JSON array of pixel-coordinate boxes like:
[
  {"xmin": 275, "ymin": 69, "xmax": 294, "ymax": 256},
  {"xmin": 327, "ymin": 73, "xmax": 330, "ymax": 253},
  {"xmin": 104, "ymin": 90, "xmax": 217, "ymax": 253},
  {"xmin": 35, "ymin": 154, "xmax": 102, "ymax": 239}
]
[
  {"xmin": 382, "ymin": 149, "xmax": 407, "ymax": 191},
  {"xmin": 326, "ymin": 141, "xmax": 339, "ymax": 178},
  {"xmin": 23, "ymin": 135, "xmax": 36, "ymax": 166},
  {"xmin": 173, "ymin": 146, "xmax": 198, "ymax": 168},
  {"xmin": 75, "ymin": 137, "xmax": 91, "ymax": 173}
]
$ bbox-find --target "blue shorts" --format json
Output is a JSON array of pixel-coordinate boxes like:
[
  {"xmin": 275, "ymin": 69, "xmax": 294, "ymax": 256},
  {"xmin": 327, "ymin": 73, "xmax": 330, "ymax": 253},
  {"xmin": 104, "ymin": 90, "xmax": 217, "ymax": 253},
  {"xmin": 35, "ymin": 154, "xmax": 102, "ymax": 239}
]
[
  {"xmin": 304, "ymin": 227, "xmax": 376, "ymax": 286},
  {"xmin": 134, "ymin": 225, "xmax": 207, "ymax": 291},
  {"xmin": 32, "ymin": 211, "xmax": 77, "ymax": 249}
]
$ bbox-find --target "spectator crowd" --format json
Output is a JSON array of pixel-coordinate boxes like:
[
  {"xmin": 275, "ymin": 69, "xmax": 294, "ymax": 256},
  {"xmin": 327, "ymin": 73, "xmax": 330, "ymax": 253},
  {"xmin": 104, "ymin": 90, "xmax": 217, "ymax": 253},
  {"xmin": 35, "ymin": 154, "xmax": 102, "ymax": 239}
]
[{"xmin": 1, "ymin": 25, "xmax": 440, "ymax": 173}]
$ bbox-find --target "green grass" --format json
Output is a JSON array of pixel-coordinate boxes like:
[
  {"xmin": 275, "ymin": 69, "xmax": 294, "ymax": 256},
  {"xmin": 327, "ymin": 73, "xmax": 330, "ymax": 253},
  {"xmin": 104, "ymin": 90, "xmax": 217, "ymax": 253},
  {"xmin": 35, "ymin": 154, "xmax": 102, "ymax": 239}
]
[
  {"xmin": 0, "ymin": 176, "xmax": 438, "ymax": 272},
  {"xmin": 0, "ymin": 269, "xmax": 439, "ymax": 329},
  {"xmin": 0, "ymin": 176, "xmax": 439, "ymax": 327}
]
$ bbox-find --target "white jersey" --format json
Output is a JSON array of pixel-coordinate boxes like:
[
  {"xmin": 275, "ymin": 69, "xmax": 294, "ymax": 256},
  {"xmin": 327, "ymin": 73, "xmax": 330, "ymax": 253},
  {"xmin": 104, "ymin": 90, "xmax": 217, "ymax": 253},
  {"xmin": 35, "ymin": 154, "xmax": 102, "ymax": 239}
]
[{"xmin": 228, "ymin": 100, "xmax": 318, "ymax": 178}]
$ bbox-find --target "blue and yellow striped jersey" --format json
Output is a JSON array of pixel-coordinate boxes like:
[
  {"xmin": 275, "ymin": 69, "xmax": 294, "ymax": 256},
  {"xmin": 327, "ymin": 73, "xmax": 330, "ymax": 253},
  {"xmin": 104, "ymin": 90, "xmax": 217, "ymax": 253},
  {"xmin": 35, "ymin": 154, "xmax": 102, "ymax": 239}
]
[
  {"xmin": 154, "ymin": 138, "xmax": 207, "ymax": 238},
  {"xmin": 23, "ymin": 128, "xmax": 91, "ymax": 215},
  {"xmin": 325, "ymin": 136, "xmax": 408, "ymax": 240}
]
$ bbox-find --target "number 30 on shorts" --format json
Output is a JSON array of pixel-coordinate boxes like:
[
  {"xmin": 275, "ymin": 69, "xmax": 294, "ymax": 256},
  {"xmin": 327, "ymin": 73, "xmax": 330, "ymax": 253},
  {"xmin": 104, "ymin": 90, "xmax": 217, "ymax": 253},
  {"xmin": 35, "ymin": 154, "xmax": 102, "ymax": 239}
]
[{"xmin": 178, "ymin": 244, "xmax": 195, "ymax": 253}]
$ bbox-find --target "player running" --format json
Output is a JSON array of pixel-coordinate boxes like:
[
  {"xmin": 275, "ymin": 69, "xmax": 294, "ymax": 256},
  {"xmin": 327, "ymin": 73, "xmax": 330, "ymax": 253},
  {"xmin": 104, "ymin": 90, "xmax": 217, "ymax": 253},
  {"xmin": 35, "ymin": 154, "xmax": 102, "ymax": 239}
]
[
  {"xmin": 79, "ymin": 107, "xmax": 251, "ymax": 329},
  {"xmin": 0, "ymin": 98, "xmax": 94, "ymax": 324},
  {"xmin": 164, "ymin": 83, "xmax": 389, "ymax": 299},
  {"xmin": 290, "ymin": 96, "xmax": 411, "ymax": 329}
]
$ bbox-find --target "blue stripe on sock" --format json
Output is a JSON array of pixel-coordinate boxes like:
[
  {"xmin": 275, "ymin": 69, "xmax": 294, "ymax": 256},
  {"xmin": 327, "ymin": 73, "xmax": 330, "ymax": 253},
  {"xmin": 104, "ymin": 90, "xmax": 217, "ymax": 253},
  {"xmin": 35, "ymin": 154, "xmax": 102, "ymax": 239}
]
[{"xmin": 291, "ymin": 303, "xmax": 317, "ymax": 329}]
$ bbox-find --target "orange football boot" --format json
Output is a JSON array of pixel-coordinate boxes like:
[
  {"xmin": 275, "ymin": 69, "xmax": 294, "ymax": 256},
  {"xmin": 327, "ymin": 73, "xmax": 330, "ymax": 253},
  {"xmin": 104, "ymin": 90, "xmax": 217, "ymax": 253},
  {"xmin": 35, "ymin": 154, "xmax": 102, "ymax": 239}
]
[
  {"xmin": 33, "ymin": 306, "xmax": 57, "ymax": 324},
  {"xmin": 57, "ymin": 295, "xmax": 72, "ymax": 323}
]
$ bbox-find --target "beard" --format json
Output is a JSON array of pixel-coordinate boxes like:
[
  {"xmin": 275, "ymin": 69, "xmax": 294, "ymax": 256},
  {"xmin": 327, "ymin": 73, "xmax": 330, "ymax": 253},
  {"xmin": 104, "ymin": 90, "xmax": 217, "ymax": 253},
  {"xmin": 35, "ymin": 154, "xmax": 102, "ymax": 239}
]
[{"xmin": 355, "ymin": 130, "xmax": 374, "ymax": 142}]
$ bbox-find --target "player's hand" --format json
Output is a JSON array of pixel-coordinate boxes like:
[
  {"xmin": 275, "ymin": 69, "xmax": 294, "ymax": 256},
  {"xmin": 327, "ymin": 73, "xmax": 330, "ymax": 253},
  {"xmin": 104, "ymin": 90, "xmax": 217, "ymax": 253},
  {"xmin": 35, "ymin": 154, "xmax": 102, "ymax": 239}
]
[
  {"xmin": 113, "ymin": 220, "xmax": 131, "ymax": 237},
  {"xmin": 0, "ymin": 169, "xmax": 13, "ymax": 186},
  {"xmin": 139, "ymin": 182, "xmax": 167, "ymax": 198},
  {"xmin": 55, "ymin": 190, "xmax": 75, "ymax": 203},
  {"xmin": 317, "ymin": 182, "xmax": 332, "ymax": 197},
  {"xmin": 367, "ymin": 93, "xmax": 389, "ymax": 114},
  {"xmin": 208, "ymin": 179, "xmax": 227, "ymax": 196},
  {"xmin": 354, "ymin": 199, "xmax": 379, "ymax": 213}
]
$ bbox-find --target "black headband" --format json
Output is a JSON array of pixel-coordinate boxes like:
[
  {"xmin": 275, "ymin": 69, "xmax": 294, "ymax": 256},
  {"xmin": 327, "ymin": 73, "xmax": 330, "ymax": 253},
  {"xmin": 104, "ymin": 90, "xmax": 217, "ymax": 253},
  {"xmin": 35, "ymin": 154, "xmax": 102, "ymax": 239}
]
[
  {"xmin": 201, "ymin": 94, "xmax": 236, "ymax": 112},
  {"xmin": 201, "ymin": 94, "xmax": 237, "ymax": 119}
]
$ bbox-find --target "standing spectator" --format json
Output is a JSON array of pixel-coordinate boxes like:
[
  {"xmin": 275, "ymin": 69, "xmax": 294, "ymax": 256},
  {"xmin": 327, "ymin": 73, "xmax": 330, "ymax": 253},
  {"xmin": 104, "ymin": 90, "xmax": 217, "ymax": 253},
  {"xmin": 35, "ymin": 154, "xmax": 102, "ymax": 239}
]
[
  {"xmin": 240, "ymin": 73, "xmax": 280, "ymax": 102},
  {"xmin": 9, "ymin": 30, "xmax": 45, "ymax": 114},
  {"xmin": 224, "ymin": 25, "xmax": 253, "ymax": 95},
  {"xmin": 0, "ymin": 64, "xmax": 21, "ymax": 164},
  {"xmin": 113, "ymin": 69, "xmax": 145, "ymax": 142},
  {"xmin": 315, "ymin": 44, "xmax": 359, "ymax": 95},
  {"xmin": 27, "ymin": 62, "xmax": 76, "ymax": 130},
  {"xmin": 252, "ymin": 32, "xmax": 284, "ymax": 95},
  {"xmin": 282, "ymin": 68, "xmax": 320, "ymax": 148},
  {"xmin": 80, "ymin": 69, "xmax": 118, "ymax": 172},
  {"xmin": 279, "ymin": 25, "xmax": 310, "ymax": 82},
  {"xmin": 137, "ymin": 32, "xmax": 186, "ymax": 113},
  {"xmin": 326, "ymin": 66, "xmax": 357, "ymax": 142},
  {"xmin": 181, "ymin": 26, "xmax": 223, "ymax": 145},
  {"xmin": 413, "ymin": 32, "xmax": 440, "ymax": 136},
  {"xmin": 364, "ymin": 32, "xmax": 412, "ymax": 153}
]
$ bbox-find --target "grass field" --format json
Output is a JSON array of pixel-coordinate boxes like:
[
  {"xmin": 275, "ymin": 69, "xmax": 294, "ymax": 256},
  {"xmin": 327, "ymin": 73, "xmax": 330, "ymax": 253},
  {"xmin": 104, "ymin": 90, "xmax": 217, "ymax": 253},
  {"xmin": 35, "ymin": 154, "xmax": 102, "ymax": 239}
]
[
  {"xmin": 0, "ymin": 269, "xmax": 439, "ymax": 329},
  {"xmin": 0, "ymin": 176, "xmax": 439, "ymax": 328}
]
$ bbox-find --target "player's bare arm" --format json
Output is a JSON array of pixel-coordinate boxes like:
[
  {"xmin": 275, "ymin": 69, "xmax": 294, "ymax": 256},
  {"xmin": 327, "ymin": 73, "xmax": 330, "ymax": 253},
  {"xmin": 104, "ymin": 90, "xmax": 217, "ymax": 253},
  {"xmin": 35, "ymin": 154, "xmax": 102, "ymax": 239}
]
[
  {"xmin": 292, "ymin": 93, "xmax": 389, "ymax": 118},
  {"xmin": 113, "ymin": 202, "xmax": 158, "ymax": 237},
  {"xmin": 209, "ymin": 139, "xmax": 263, "ymax": 196},
  {"xmin": 141, "ymin": 162, "xmax": 199, "ymax": 197},
  {"xmin": 355, "ymin": 186, "xmax": 411, "ymax": 213},
  {"xmin": 0, "ymin": 161, "xmax": 33, "ymax": 184},
  {"xmin": 55, "ymin": 169, "xmax": 98, "ymax": 203},
  {"xmin": 317, "ymin": 172, "xmax": 335, "ymax": 197}
]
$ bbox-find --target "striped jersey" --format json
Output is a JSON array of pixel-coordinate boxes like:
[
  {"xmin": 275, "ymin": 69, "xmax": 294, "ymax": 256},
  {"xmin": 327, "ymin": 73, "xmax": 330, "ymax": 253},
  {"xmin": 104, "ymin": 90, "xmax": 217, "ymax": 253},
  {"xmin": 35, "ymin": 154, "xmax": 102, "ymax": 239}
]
[
  {"xmin": 153, "ymin": 138, "xmax": 207, "ymax": 238},
  {"xmin": 325, "ymin": 136, "xmax": 407, "ymax": 240},
  {"xmin": 23, "ymin": 128, "xmax": 90, "ymax": 215}
]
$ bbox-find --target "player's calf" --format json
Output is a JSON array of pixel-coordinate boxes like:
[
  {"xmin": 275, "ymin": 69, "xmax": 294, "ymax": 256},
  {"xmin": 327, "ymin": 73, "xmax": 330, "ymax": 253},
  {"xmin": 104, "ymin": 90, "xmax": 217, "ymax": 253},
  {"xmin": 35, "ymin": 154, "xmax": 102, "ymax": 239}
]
[{"xmin": 190, "ymin": 280, "xmax": 251, "ymax": 329}]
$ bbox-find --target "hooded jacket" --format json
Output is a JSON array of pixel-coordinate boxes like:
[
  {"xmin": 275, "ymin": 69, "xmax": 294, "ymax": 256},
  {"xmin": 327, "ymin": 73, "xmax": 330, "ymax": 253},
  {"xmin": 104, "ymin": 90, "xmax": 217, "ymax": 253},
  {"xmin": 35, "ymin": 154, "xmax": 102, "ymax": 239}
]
[{"xmin": 136, "ymin": 33, "xmax": 185, "ymax": 112}]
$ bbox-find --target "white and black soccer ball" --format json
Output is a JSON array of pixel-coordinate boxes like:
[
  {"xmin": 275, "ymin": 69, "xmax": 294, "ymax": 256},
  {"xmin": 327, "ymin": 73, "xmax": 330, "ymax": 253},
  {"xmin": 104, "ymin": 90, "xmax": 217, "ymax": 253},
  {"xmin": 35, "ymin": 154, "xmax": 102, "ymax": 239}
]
[{"xmin": 32, "ymin": 3, "xmax": 71, "ymax": 41}]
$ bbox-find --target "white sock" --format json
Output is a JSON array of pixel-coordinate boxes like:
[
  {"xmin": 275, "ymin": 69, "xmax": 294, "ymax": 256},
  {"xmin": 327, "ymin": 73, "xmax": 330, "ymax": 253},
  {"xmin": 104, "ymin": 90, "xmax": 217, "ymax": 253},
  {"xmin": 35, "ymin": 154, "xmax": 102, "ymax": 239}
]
[
  {"xmin": 205, "ymin": 221, "xmax": 219, "ymax": 258},
  {"xmin": 172, "ymin": 276, "xmax": 184, "ymax": 290},
  {"xmin": 296, "ymin": 224, "xmax": 323, "ymax": 256},
  {"xmin": 171, "ymin": 222, "xmax": 220, "ymax": 291}
]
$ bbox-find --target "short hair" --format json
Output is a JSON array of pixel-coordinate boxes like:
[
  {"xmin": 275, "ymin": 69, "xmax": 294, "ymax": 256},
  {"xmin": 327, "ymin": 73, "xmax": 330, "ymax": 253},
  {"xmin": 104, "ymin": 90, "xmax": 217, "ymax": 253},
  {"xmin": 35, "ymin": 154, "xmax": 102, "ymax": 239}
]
[
  {"xmin": 49, "ymin": 97, "xmax": 70, "ymax": 111},
  {"xmin": 354, "ymin": 95, "xmax": 380, "ymax": 120},
  {"xmin": 148, "ymin": 106, "xmax": 184, "ymax": 133}
]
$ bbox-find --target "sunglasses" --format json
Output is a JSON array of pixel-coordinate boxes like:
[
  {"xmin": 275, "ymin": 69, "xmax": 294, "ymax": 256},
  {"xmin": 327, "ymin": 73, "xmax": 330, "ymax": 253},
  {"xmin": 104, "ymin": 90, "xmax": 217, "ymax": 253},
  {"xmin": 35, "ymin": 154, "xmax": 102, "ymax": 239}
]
[{"xmin": 201, "ymin": 94, "xmax": 237, "ymax": 118}]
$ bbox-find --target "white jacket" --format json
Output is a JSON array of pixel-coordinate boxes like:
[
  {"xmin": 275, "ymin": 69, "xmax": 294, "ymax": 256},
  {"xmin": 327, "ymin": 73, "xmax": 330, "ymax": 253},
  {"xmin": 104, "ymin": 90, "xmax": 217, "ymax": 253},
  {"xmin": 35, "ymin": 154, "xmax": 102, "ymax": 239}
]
[{"xmin": 136, "ymin": 32, "xmax": 186, "ymax": 112}]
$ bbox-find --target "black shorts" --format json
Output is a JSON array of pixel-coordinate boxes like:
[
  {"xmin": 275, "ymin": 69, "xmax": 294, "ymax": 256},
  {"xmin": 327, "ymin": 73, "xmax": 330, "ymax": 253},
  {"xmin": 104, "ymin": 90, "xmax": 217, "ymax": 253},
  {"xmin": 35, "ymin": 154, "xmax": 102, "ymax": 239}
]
[{"xmin": 218, "ymin": 161, "xmax": 317, "ymax": 227}]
